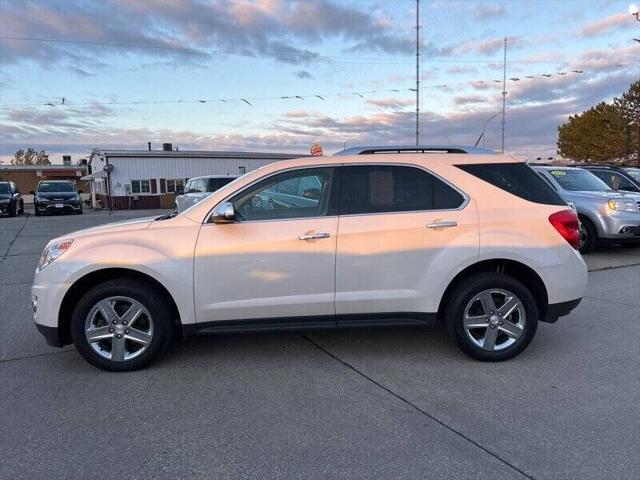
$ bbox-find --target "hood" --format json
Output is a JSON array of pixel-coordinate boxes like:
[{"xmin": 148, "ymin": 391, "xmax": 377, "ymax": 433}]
[
  {"xmin": 36, "ymin": 192, "xmax": 78, "ymax": 200},
  {"xmin": 53, "ymin": 216, "xmax": 156, "ymax": 242}
]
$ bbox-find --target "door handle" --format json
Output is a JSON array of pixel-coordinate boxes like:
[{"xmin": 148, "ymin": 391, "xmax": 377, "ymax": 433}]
[
  {"xmin": 426, "ymin": 221, "xmax": 458, "ymax": 229},
  {"xmin": 298, "ymin": 232, "xmax": 331, "ymax": 240}
]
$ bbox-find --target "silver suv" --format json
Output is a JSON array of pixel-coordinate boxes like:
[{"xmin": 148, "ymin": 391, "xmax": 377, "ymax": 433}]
[
  {"xmin": 175, "ymin": 175, "xmax": 237, "ymax": 213},
  {"xmin": 532, "ymin": 166, "xmax": 640, "ymax": 252}
]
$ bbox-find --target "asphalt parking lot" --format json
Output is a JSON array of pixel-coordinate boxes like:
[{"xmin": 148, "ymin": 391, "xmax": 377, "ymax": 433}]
[{"xmin": 1, "ymin": 209, "xmax": 639, "ymax": 480}]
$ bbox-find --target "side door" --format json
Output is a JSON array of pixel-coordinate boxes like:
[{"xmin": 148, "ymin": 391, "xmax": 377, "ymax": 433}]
[
  {"xmin": 194, "ymin": 166, "xmax": 340, "ymax": 324},
  {"xmin": 335, "ymin": 164, "xmax": 478, "ymax": 320}
]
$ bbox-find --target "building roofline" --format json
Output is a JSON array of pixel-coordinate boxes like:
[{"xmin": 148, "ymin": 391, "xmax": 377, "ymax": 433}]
[
  {"xmin": 92, "ymin": 150, "xmax": 308, "ymax": 160},
  {"xmin": 0, "ymin": 165, "xmax": 87, "ymax": 171}
]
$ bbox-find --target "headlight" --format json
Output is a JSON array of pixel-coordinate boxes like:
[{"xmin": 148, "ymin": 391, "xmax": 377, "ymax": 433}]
[
  {"xmin": 37, "ymin": 239, "xmax": 74, "ymax": 272},
  {"xmin": 607, "ymin": 198, "xmax": 639, "ymax": 213}
]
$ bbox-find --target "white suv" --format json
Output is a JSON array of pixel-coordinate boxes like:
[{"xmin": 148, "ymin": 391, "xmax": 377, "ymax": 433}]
[{"xmin": 32, "ymin": 146, "xmax": 587, "ymax": 371}]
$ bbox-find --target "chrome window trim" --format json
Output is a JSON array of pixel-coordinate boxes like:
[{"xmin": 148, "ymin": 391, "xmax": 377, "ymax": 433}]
[{"xmin": 203, "ymin": 161, "xmax": 470, "ymax": 224}]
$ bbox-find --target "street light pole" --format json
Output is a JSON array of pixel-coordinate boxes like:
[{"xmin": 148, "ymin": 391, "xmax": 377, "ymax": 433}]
[
  {"xmin": 415, "ymin": 0, "xmax": 420, "ymax": 145},
  {"xmin": 501, "ymin": 37, "xmax": 507, "ymax": 154},
  {"xmin": 475, "ymin": 111, "xmax": 502, "ymax": 147}
]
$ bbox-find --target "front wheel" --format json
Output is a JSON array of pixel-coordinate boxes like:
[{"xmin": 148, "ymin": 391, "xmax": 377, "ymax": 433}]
[
  {"xmin": 578, "ymin": 216, "xmax": 597, "ymax": 254},
  {"xmin": 446, "ymin": 273, "xmax": 539, "ymax": 361},
  {"xmin": 70, "ymin": 279, "xmax": 175, "ymax": 371},
  {"xmin": 8, "ymin": 202, "xmax": 17, "ymax": 217}
]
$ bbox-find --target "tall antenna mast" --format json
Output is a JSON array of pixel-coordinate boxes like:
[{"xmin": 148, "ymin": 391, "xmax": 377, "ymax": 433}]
[
  {"xmin": 415, "ymin": 0, "xmax": 420, "ymax": 145},
  {"xmin": 501, "ymin": 36, "xmax": 507, "ymax": 154}
]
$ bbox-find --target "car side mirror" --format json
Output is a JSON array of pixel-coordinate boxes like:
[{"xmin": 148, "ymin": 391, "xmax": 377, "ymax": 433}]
[
  {"xmin": 175, "ymin": 186, "xmax": 184, "ymax": 195},
  {"xmin": 211, "ymin": 202, "xmax": 235, "ymax": 223},
  {"xmin": 30, "ymin": 190, "xmax": 35, "ymax": 195}
]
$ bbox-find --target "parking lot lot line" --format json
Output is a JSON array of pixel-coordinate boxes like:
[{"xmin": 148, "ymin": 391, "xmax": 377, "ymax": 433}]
[
  {"xmin": 0, "ymin": 214, "xmax": 28, "ymax": 262},
  {"xmin": 301, "ymin": 333, "xmax": 534, "ymax": 480}
]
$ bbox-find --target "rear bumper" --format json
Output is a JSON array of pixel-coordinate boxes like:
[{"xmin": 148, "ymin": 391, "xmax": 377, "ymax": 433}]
[
  {"xmin": 544, "ymin": 298, "xmax": 582, "ymax": 323},
  {"xmin": 35, "ymin": 324, "xmax": 64, "ymax": 348}
]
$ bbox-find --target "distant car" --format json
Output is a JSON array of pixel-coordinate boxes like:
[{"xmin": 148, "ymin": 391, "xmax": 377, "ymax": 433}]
[
  {"xmin": 175, "ymin": 175, "xmax": 237, "ymax": 213},
  {"xmin": 581, "ymin": 165, "xmax": 640, "ymax": 193},
  {"xmin": 532, "ymin": 166, "xmax": 640, "ymax": 252},
  {"xmin": 625, "ymin": 167, "xmax": 640, "ymax": 185},
  {"xmin": 0, "ymin": 181, "xmax": 24, "ymax": 217},
  {"xmin": 32, "ymin": 180, "xmax": 83, "ymax": 216}
]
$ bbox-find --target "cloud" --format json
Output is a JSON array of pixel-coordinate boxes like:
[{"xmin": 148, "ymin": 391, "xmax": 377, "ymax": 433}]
[
  {"xmin": 577, "ymin": 13, "xmax": 635, "ymax": 37},
  {"xmin": 365, "ymin": 98, "xmax": 414, "ymax": 109},
  {"xmin": 447, "ymin": 65, "xmax": 478, "ymax": 75},
  {"xmin": 474, "ymin": 4, "xmax": 507, "ymax": 19},
  {"xmin": 0, "ymin": 0, "xmax": 414, "ymax": 70},
  {"xmin": 295, "ymin": 70, "xmax": 312, "ymax": 79},
  {"xmin": 441, "ymin": 36, "xmax": 526, "ymax": 57},
  {"xmin": 453, "ymin": 95, "xmax": 486, "ymax": 106}
]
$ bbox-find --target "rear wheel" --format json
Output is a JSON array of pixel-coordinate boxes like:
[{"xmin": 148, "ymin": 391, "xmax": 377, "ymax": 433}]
[
  {"xmin": 446, "ymin": 272, "xmax": 539, "ymax": 361},
  {"xmin": 578, "ymin": 216, "xmax": 597, "ymax": 254},
  {"xmin": 8, "ymin": 202, "xmax": 17, "ymax": 217},
  {"xmin": 18, "ymin": 200, "xmax": 24, "ymax": 214},
  {"xmin": 70, "ymin": 279, "xmax": 175, "ymax": 371}
]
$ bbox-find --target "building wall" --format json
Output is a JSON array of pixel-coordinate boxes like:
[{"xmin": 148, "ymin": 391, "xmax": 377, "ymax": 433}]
[
  {"xmin": 95, "ymin": 155, "xmax": 292, "ymax": 210},
  {"xmin": 0, "ymin": 168, "xmax": 90, "ymax": 199}
]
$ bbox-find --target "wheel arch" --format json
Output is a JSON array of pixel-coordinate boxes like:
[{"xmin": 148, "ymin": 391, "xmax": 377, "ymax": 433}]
[
  {"xmin": 437, "ymin": 259, "xmax": 550, "ymax": 323},
  {"xmin": 58, "ymin": 268, "xmax": 182, "ymax": 345}
]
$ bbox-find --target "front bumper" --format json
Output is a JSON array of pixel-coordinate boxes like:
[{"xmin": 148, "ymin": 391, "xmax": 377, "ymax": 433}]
[
  {"xmin": 598, "ymin": 210, "xmax": 640, "ymax": 241},
  {"xmin": 32, "ymin": 275, "xmax": 73, "ymax": 347},
  {"xmin": 35, "ymin": 201, "xmax": 82, "ymax": 213}
]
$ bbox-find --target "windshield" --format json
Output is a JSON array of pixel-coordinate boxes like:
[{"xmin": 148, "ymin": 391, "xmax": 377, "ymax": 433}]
[
  {"xmin": 0, "ymin": 184, "xmax": 10, "ymax": 194},
  {"xmin": 548, "ymin": 169, "xmax": 610, "ymax": 192},
  {"xmin": 626, "ymin": 168, "xmax": 640, "ymax": 182},
  {"xmin": 37, "ymin": 181, "xmax": 76, "ymax": 193}
]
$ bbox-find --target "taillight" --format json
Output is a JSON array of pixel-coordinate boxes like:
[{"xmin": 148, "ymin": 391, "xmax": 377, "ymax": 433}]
[{"xmin": 549, "ymin": 210, "xmax": 580, "ymax": 250}]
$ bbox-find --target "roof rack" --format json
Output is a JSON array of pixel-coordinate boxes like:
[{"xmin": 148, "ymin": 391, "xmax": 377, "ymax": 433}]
[{"xmin": 333, "ymin": 145, "xmax": 496, "ymax": 156}]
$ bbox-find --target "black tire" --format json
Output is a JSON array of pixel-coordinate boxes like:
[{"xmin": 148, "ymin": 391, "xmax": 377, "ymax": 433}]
[
  {"xmin": 446, "ymin": 272, "xmax": 539, "ymax": 362},
  {"xmin": 18, "ymin": 200, "xmax": 24, "ymax": 215},
  {"xmin": 8, "ymin": 202, "xmax": 17, "ymax": 217},
  {"xmin": 76, "ymin": 208, "xmax": 83, "ymax": 215},
  {"xmin": 70, "ymin": 278, "xmax": 175, "ymax": 371},
  {"xmin": 578, "ymin": 216, "xmax": 597, "ymax": 254},
  {"xmin": 34, "ymin": 208, "xmax": 40, "ymax": 216}
]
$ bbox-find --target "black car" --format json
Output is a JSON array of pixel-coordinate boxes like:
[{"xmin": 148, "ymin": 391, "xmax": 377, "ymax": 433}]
[
  {"xmin": 0, "ymin": 181, "xmax": 24, "ymax": 217},
  {"xmin": 32, "ymin": 180, "xmax": 83, "ymax": 216},
  {"xmin": 582, "ymin": 165, "xmax": 640, "ymax": 193}
]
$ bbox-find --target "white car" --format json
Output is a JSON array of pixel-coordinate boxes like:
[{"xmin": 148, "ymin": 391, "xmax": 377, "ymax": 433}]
[
  {"xmin": 175, "ymin": 175, "xmax": 237, "ymax": 213},
  {"xmin": 32, "ymin": 146, "xmax": 587, "ymax": 371}
]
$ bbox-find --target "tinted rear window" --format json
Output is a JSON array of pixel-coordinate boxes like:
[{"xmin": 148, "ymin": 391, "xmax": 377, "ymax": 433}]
[{"xmin": 457, "ymin": 163, "xmax": 565, "ymax": 206}]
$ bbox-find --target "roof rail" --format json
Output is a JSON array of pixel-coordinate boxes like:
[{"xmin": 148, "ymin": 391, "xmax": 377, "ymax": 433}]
[{"xmin": 333, "ymin": 145, "xmax": 496, "ymax": 156}]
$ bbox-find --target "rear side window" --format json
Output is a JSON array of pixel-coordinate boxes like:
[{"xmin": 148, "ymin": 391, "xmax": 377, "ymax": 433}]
[
  {"xmin": 340, "ymin": 165, "xmax": 464, "ymax": 214},
  {"xmin": 457, "ymin": 163, "xmax": 565, "ymax": 206}
]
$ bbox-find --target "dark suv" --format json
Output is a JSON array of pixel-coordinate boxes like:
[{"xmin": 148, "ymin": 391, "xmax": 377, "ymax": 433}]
[
  {"xmin": 32, "ymin": 180, "xmax": 83, "ymax": 216},
  {"xmin": 0, "ymin": 181, "xmax": 24, "ymax": 217},
  {"xmin": 582, "ymin": 165, "xmax": 640, "ymax": 193}
]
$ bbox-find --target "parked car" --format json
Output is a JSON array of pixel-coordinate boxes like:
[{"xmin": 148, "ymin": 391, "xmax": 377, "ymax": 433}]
[
  {"xmin": 0, "ymin": 181, "xmax": 24, "ymax": 217},
  {"xmin": 532, "ymin": 166, "xmax": 640, "ymax": 252},
  {"xmin": 33, "ymin": 146, "xmax": 587, "ymax": 371},
  {"xmin": 581, "ymin": 165, "xmax": 640, "ymax": 193},
  {"xmin": 175, "ymin": 175, "xmax": 237, "ymax": 213},
  {"xmin": 31, "ymin": 180, "xmax": 83, "ymax": 216},
  {"xmin": 624, "ymin": 167, "xmax": 640, "ymax": 184}
]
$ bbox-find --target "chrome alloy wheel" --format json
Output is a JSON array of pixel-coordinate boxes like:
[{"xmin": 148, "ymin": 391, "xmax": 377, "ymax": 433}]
[
  {"xmin": 463, "ymin": 289, "xmax": 526, "ymax": 351},
  {"xmin": 84, "ymin": 296, "xmax": 154, "ymax": 362}
]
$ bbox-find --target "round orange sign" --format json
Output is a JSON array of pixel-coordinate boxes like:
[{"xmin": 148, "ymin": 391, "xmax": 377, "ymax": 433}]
[{"xmin": 310, "ymin": 144, "xmax": 323, "ymax": 157}]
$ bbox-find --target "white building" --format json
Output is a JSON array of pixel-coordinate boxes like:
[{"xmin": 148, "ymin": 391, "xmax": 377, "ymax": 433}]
[{"xmin": 85, "ymin": 145, "xmax": 306, "ymax": 209}]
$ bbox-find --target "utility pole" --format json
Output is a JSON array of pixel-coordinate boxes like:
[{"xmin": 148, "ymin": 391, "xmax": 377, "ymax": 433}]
[
  {"xmin": 501, "ymin": 37, "xmax": 507, "ymax": 154},
  {"xmin": 415, "ymin": 0, "xmax": 420, "ymax": 145}
]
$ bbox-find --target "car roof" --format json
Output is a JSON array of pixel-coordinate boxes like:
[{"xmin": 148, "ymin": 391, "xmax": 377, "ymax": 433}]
[
  {"xmin": 532, "ymin": 165, "xmax": 583, "ymax": 171},
  {"xmin": 334, "ymin": 145, "xmax": 495, "ymax": 156}
]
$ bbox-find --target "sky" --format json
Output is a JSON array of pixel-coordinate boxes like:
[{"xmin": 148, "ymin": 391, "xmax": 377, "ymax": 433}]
[{"xmin": 0, "ymin": 0, "xmax": 638, "ymax": 164}]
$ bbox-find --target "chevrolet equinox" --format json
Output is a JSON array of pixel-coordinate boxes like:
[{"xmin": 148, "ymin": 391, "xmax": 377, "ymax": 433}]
[{"xmin": 32, "ymin": 146, "xmax": 587, "ymax": 371}]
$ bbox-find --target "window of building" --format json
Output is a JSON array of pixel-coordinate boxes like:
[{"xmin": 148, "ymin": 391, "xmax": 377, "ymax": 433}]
[
  {"xmin": 166, "ymin": 178, "xmax": 185, "ymax": 193},
  {"xmin": 131, "ymin": 179, "xmax": 151, "ymax": 194}
]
